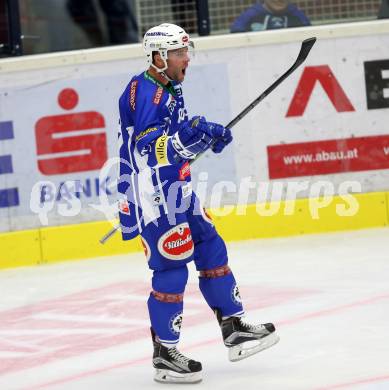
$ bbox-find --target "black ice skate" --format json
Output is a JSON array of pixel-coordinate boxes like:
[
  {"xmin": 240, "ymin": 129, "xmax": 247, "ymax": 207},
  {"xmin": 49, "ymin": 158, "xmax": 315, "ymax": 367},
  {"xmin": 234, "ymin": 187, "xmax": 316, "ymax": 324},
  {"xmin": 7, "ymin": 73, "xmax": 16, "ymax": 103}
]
[
  {"xmin": 151, "ymin": 328, "xmax": 202, "ymax": 384},
  {"xmin": 215, "ymin": 310, "xmax": 280, "ymax": 362}
]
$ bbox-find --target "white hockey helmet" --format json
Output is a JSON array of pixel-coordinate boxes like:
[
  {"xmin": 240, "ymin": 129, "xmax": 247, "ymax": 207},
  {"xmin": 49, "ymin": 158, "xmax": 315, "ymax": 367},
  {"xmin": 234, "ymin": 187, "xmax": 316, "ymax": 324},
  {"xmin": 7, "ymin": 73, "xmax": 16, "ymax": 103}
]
[{"xmin": 143, "ymin": 23, "xmax": 194, "ymax": 72}]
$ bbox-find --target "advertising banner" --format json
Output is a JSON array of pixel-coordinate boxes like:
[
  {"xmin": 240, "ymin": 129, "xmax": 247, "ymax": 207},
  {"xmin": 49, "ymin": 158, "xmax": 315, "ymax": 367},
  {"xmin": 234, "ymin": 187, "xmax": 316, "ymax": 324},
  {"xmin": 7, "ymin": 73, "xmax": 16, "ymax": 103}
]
[
  {"xmin": 0, "ymin": 29, "xmax": 389, "ymax": 232},
  {"xmin": 0, "ymin": 58, "xmax": 233, "ymax": 232},
  {"xmin": 268, "ymin": 134, "xmax": 389, "ymax": 179}
]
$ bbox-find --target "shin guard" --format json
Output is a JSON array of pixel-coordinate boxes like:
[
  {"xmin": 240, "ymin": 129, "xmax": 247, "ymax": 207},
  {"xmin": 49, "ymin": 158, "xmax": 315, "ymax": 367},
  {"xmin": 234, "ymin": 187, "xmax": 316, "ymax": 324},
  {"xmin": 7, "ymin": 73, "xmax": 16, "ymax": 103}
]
[
  {"xmin": 199, "ymin": 265, "xmax": 244, "ymax": 317},
  {"xmin": 148, "ymin": 266, "xmax": 188, "ymax": 345},
  {"xmin": 148, "ymin": 292, "xmax": 183, "ymax": 346}
]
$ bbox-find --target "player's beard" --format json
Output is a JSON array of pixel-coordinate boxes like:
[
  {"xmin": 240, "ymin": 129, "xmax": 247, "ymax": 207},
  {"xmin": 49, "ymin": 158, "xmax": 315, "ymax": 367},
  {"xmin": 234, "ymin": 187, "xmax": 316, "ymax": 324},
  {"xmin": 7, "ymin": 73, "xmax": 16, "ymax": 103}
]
[{"xmin": 166, "ymin": 67, "xmax": 186, "ymax": 82}]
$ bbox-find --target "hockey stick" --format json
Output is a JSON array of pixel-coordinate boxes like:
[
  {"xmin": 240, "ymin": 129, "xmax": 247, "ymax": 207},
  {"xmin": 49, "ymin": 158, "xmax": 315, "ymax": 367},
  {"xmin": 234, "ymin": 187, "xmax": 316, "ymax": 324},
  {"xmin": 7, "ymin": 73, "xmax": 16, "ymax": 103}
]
[
  {"xmin": 222, "ymin": 37, "xmax": 316, "ymax": 131},
  {"xmin": 99, "ymin": 37, "xmax": 316, "ymax": 244}
]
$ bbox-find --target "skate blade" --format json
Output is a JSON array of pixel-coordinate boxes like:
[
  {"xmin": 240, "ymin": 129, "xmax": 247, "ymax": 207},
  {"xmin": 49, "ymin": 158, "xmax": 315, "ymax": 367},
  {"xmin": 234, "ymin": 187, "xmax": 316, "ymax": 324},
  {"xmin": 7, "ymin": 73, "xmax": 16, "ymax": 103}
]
[
  {"xmin": 154, "ymin": 368, "xmax": 202, "ymax": 384},
  {"xmin": 228, "ymin": 332, "xmax": 280, "ymax": 362}
]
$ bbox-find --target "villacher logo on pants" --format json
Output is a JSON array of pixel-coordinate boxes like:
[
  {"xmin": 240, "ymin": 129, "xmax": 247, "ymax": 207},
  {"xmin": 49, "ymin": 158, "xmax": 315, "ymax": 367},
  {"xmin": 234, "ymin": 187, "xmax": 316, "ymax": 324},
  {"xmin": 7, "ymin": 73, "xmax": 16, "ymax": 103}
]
[{"xmin": 157, "ymin": 222, "xmax": 194, "ymax": 260}]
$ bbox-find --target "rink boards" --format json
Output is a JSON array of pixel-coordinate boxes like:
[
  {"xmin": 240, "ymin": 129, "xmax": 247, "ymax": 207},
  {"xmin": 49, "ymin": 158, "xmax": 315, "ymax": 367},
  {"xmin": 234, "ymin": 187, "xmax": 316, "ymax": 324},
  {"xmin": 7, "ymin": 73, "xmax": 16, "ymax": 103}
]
[
  {"xmin": 0, "ymin": 190, "xmax": 388, "ymax": 269},
  {"xmin": 1, "ymin": 20, "xmax": 389, "ymax": 268}
]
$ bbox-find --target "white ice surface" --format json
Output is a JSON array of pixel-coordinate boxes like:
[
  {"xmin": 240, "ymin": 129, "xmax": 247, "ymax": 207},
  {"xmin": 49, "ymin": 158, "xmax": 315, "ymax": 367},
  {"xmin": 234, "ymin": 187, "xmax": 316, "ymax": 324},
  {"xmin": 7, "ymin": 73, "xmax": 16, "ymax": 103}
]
[{"xmin": 1, "ymin": 228, "xmax": 389, "ymax": 390}]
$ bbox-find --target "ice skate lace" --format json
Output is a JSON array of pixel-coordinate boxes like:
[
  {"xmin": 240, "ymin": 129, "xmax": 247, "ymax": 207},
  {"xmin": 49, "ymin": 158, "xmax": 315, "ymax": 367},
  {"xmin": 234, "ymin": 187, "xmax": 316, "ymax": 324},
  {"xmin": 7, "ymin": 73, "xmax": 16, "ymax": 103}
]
[
  {"xmin": 168, "ymin": 347, "xmax": 191, "ymax": 365},
  {"xmin": 238, "ymin": 318, "xmax": 266, "ymax": 333}
]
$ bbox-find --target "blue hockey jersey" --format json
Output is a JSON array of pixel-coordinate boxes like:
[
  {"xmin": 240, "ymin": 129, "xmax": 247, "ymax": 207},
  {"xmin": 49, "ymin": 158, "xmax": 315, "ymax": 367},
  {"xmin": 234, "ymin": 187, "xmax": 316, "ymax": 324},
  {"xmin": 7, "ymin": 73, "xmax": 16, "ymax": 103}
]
[{"xmin": 117, "ymin": 71, "xmax": 191, "ymax": 240}]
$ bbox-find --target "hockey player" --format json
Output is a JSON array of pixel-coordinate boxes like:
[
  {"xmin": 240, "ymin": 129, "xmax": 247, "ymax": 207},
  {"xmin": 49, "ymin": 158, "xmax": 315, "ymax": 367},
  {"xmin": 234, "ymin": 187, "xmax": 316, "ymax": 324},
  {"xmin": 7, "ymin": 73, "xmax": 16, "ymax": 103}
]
[{"xmin": 117, "ymin": 23, "xmax": 279, "ymax": 384}]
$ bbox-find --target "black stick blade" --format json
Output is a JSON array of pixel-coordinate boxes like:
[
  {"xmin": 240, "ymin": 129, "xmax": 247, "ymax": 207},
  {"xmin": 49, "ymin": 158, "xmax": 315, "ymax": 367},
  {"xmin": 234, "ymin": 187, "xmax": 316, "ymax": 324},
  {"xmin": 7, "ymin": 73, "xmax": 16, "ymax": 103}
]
[{"xmin": 298, "ymin": 37, "xmax": 316, "ymax": 63}]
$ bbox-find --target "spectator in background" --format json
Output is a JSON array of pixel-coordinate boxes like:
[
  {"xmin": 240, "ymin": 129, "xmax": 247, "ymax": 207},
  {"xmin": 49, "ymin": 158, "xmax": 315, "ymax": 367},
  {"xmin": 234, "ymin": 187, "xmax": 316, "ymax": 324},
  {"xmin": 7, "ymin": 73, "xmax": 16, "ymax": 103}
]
[
  {"xmin": 231, "ymin": 0, "xmax": 310, "ymax": 33},
  {"xmin": 378, "ymin": 0, "xmax": 389, "ymax": 18},
  {"xmin": 66, "ymin": 0, "xmax": 138, "ymax": 46}
]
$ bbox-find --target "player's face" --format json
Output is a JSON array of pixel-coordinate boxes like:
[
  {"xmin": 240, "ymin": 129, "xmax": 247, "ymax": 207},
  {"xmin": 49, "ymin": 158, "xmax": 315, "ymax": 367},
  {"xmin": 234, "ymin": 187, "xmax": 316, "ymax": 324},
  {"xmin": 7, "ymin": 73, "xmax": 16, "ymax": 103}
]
[
  {"xmin": 166, "ymin": 47, "xmax": 190, "ymax": 82},
  {"xmin": 264, "ymin": 0, "xmax": 288, "ymax": 13}
]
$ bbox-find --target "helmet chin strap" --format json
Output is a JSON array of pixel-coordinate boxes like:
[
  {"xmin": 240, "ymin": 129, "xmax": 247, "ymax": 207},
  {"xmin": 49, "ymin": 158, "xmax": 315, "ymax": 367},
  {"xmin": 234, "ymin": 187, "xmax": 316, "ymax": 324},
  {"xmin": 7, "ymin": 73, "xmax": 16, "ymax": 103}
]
[
  {"xmin": 151, "ymin": 62, "xmax": 167, "ymax": 73},
  {"xmin": 161, "ymin": 70, "xmax": 173, "ymax": 81},
  {"xmin": 150, "ymin": 54, "xmax": 173, "ymax": 81},
  {"xmin": 150, "ymin": 63, "xmax": 173, "ymax": 82}
]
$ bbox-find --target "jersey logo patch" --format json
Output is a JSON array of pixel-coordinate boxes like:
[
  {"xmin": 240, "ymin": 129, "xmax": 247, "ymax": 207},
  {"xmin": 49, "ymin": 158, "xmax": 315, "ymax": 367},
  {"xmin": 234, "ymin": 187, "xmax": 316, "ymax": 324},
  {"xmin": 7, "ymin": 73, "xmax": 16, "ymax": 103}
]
[
  {"xmin": 231, "ymin": 284, "xmax": 242, "ymax": 305},
  {"xmin": 152, "ymin": 190, "xmax": 163, "ymax": 206},
  {"xmin": 157, "ymin": 222, "xmax": 194, "ymax": 260},
  {"xmin": 178, "ymin": 162, "xmax": 191, "ymax": 180},
  {"xmin": 141, "ymin": 237, "xmax": 151, "ymax": 262},
  {"xmin": 155, "ymin": 135, "xmax": 168, "ymax": 165},
  {"xmin": 153, "ymin": 86, "xmax": 164, "ymax": 105},
  {"xmin": 118, "ymin": 199, "xmax": 130, "ymax": 214},
  {"xmin": 181, "ymin": 182, "xmax": 192, "ymax": 198},
  {"xmin": 201, "ymin": 207, "xmax": 213, "ymax": 225},
  {"xmin": 135, "ymin": 127, "xmax": 158, "ymax": 142},
  {"xmin": 169, "ymin": 312, "xmax": 183, "ymax": 335},
  {"xmin": 174, "ymin": 85, "xmax": 182, "ymax": 96},
  {"xmin": 167, "ymin": 97, "xmax": 176, "ymax": 115},
  {"xmin": 129, "ymin": 80, "xmax": 138, "ymax": 111}
]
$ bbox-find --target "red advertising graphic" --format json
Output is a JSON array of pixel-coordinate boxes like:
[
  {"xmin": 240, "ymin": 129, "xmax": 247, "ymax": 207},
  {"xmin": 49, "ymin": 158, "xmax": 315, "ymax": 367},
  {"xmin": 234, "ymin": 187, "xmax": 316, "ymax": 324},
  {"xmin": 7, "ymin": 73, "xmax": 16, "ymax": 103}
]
[
  {"xmin": 35, "ymin": 88, "xmax": 108, "ymax": 175},
  {"xmin": 286, "ymin": 65, "xmax": 355, "ymax": 117},
  {"xmin": 267, "ymin": 134, "xmax": 389, "ymax": 179}
]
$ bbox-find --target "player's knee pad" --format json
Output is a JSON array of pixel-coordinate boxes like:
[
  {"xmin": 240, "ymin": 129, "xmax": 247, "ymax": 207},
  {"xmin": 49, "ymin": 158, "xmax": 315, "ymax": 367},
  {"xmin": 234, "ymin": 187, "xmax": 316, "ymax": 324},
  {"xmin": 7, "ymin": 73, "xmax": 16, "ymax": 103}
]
[
  {"xmin": 148, "ymin": 266, "xmax": 188, "ymax": 345},
  {"xmin": 194, "ymin": 233, "xmax": 228, "ymax": 270},
  {"xmin": 198, "ymin": 265, "xmax": 244, "ymax": 318}
]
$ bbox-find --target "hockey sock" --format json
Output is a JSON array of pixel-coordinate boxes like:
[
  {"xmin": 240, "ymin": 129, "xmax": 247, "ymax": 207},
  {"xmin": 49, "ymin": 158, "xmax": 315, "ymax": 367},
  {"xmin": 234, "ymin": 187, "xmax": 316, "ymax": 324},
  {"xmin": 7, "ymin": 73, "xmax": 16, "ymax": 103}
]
[
  {"xmin": 148, "ymin": 266, "xmax": 188, "ymax": 345},
  {"xmin": 148, "ymin": 291, "xmax": 183, "ymax": 346}
]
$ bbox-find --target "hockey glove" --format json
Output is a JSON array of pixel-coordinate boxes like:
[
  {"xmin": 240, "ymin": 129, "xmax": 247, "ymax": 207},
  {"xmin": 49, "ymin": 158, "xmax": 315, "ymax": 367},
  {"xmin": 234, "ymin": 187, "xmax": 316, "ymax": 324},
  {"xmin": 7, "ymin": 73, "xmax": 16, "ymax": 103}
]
[
  {"xmin": 206, "ymin": 122, "xmax": 233, "ymax": 154},
  {"xmin": 171, "ymin": 116, "xmax": 213, "ymax": 160}
]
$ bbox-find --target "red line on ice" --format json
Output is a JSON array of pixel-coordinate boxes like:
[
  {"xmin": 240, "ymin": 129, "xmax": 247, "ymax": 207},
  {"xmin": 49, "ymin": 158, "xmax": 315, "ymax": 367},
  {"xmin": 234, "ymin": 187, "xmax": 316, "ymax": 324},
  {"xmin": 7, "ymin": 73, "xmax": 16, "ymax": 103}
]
[
  {"xmin": 24, "ymin": 292, "xmax": 389, "ymax": 390},
  {"xmin": 314, "ymin": 373, "xmax": 389, "ymax": 389},
  {"xmin": 0, "ymin": 281, "xmax": 310, "ymax": 377}
]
